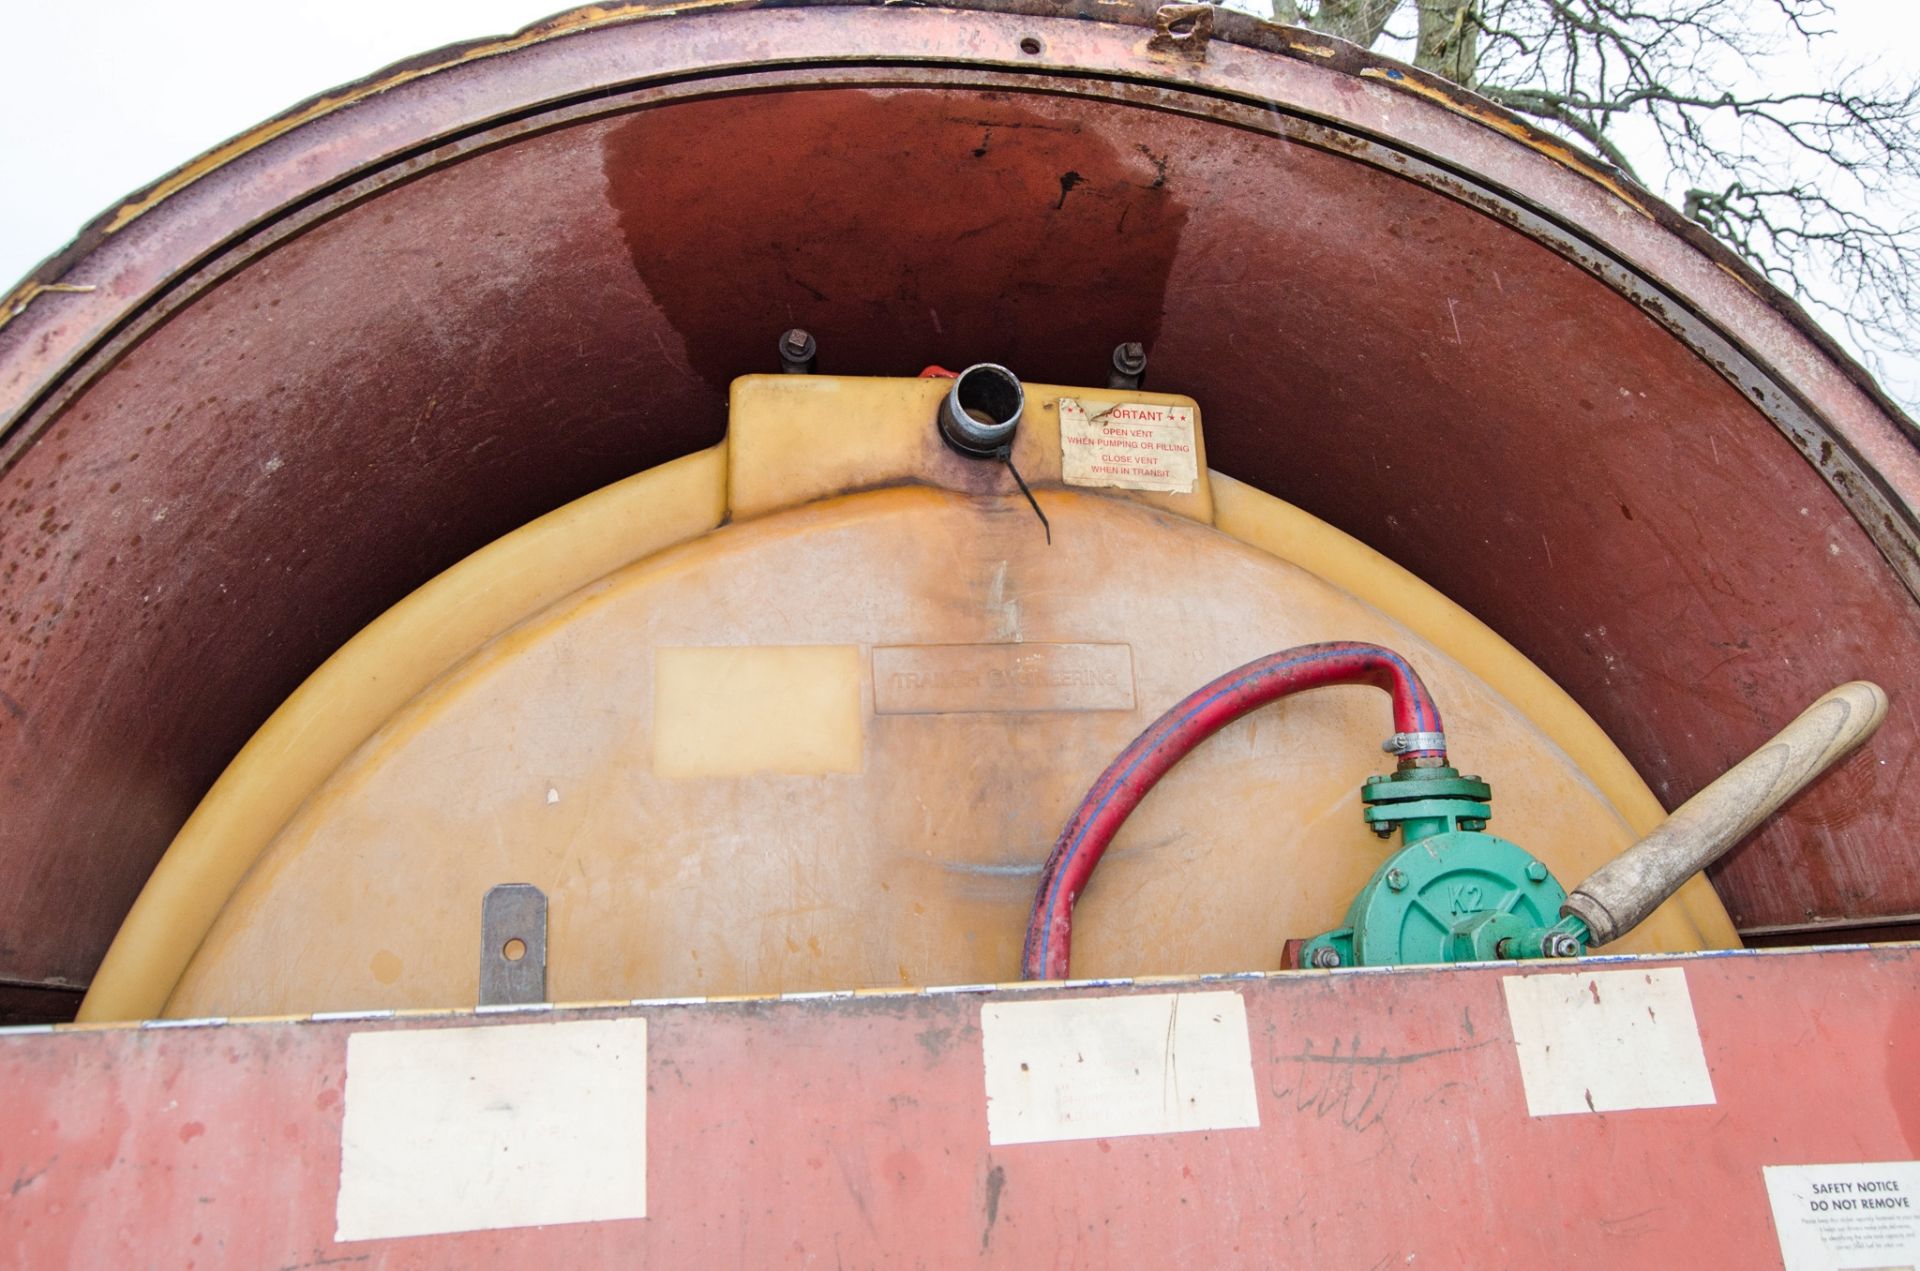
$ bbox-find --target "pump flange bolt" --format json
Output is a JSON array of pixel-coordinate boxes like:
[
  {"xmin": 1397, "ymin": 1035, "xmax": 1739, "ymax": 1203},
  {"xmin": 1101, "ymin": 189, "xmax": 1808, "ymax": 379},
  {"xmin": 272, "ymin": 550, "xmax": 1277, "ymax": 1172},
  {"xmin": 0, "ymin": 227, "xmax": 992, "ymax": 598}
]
[
  {"xmin": 1385, "ymin": 868, "xmax": 1408, "ymax": 891},
  {"xmin": 1525, "ymin": 861, "xmax": 1549, "ymax": 883},
  {"xmin": 1544, "ymin": 931, "xmax": 1580, "ymax": 958},
  {"xmin": 1309, "ymin": 947, "xmax": 1343, "ymax": 968}
]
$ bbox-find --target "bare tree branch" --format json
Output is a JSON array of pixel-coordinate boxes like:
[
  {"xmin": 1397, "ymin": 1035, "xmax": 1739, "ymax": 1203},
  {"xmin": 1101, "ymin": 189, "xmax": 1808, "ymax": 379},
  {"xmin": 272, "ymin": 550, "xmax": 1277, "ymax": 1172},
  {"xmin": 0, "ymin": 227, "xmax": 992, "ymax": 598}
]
[
  {"xmin": 1268, "ymin": 0, "xmax": 1405, "ymax": 48},
  {"xmin": 1255, "ymin": 0, "xmax": 1920, "ymax": 379},
  {"xmin": 1413, "ymin": 1, "xmax": 1482, "ymax": 85}
]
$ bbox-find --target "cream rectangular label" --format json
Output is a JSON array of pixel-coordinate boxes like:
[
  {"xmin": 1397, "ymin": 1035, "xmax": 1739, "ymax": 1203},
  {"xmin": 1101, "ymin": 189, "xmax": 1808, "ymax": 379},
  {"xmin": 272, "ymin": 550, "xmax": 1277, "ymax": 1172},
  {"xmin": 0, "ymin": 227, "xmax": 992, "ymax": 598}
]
[
  {"xmin": 873, "ymin": 643, "xmax": 1135, "ymax": 715},
  {"xmin": 335, "ymin": 1019, "xmax": 648, "ymax": 1241},
  {"xmin": 1502, "ymin": 967, "xmax": 1715, "ymax": 1117},
  {"xmin": 980, "ymin": 991, "xmax": 1260, "ymax": 1146},
  {"xmin": 1763, "ymin": 1161, "xmax": 1920, "ymax": 1270},
  {"xmin": 1059, "ymin": 397, "xmax": 1199, "ymax": 494}
]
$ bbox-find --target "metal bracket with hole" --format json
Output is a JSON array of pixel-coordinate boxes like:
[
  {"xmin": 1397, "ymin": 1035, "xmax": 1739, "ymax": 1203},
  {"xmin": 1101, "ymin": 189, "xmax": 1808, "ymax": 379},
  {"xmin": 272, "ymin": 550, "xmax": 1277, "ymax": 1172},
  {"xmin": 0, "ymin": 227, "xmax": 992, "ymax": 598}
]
[
  {"xmin": 1149, "ymin": 3, "xmax": 1214, "ymax": 60},
  {"xmin": 479, "ymin": 883, "xmax": 548, "ymax": 1007}
]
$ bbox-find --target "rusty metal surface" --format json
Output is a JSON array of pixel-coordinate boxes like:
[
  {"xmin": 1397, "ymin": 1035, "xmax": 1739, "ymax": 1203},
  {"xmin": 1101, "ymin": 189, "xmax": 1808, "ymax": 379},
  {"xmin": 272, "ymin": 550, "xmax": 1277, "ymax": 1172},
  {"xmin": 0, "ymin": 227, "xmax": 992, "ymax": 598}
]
[
  {"xmin": 0, "ymin": 980, "xmax": 83, "ymax": 1026},
  {"xmin": 3, "ymin": 947, "xmax": 1918, "ymax": 1265},
  {"xmin": 1744, "ymin": 918, "xmax": 1920, "ymax": 946},
  {"xmin": 3, "ymin": 2, "xmax": 1919, "ymax": 1005}
]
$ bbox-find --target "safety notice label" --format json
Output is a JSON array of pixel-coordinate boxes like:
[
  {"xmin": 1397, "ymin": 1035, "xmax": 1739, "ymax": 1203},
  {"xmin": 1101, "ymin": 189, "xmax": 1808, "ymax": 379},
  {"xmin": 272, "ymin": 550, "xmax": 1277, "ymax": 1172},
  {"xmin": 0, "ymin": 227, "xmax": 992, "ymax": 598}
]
[
  {"xmin": 1059, "ymin": 398, "xmax": 1198, "ymax": 494},
  {"xmin": 1763, "ymin": 1161, "xmax": 1920, "ymax": 1270}
]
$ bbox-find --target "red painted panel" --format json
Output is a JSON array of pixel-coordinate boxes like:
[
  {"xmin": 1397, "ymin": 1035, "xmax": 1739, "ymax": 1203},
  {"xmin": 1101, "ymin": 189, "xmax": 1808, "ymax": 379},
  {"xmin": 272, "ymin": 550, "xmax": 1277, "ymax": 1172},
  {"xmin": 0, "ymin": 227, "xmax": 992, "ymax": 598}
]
[{"xmin": 2, "ymin": 947, "xmax": 1915, "ymax": 1266}]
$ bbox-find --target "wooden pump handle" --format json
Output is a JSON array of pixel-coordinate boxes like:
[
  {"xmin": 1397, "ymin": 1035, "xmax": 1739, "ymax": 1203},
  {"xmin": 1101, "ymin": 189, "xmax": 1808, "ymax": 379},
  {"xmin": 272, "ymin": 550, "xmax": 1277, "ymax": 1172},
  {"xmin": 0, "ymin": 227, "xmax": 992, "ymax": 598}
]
[{"xmin": 1565, "ymin": 681, "xmax": 1888, "ymax": 946}]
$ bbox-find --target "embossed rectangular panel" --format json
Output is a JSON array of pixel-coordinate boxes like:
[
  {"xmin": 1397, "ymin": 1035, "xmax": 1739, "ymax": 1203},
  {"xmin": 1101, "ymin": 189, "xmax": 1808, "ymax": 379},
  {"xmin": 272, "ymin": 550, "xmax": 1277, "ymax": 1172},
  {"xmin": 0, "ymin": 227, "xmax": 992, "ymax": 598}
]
[{"xmin": 872, "ymin": 643, "xmax": 1134, "ymax": 715}]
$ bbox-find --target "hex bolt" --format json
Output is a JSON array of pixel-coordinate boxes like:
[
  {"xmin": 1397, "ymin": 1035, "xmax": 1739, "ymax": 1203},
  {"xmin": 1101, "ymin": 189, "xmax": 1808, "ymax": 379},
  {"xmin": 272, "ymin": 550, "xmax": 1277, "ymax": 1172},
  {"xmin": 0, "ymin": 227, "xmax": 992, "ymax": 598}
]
[
  {"xmin": 1385, "ymin": 868, "xmax": 1408, "ymax": 891},
  {"xmin": 1525, "ymin": 860, "xmax": 1550, "ymax": 883},
  {"xmin": 1309, "ymin": 947, "xmax": 1342, "ymax": 968},
  {"xmin": 777, "ymin": 328, "xmax": 817, "ymax": 374},
  {"xmin": 1107, "ymin": 341, "xmax": 1148, "ymax": 389},
  {"xmin": 1544, "ymin": 931, "xmax": 1580, "ymax": 958}
]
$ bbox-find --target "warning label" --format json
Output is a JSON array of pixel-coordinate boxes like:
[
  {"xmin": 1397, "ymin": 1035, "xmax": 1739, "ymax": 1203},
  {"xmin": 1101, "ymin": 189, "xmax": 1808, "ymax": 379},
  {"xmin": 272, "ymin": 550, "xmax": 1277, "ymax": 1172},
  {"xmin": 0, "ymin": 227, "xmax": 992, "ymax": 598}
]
[
  {"xmin": 1059, "ymin": 398, "xmax": 1198, "ymax": 495},
  {"xmin": 1763, "ymin": 1161, "xmax": 1920, "ymax": 1270}
]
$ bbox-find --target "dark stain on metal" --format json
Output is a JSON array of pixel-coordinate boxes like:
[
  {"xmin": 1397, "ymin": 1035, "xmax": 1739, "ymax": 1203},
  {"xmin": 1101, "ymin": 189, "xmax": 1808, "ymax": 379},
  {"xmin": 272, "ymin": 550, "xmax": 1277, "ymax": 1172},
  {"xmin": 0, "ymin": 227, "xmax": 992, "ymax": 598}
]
[
  {"xmin": 981, "ymin": 1163, "xmax": 1006, "ymax": 1251},
  {"xmin": 598, "ymin": 89, "xmax": 1188, "ymax": 392}
]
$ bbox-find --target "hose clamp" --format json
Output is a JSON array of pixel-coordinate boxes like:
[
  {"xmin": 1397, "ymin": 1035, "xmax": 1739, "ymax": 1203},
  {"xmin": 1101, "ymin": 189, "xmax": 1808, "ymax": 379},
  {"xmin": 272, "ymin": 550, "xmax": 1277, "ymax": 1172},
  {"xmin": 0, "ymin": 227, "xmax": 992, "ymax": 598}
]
[{"xmin": 1381, "ymin": 731, "xmax": 1447, "ymax": 756}]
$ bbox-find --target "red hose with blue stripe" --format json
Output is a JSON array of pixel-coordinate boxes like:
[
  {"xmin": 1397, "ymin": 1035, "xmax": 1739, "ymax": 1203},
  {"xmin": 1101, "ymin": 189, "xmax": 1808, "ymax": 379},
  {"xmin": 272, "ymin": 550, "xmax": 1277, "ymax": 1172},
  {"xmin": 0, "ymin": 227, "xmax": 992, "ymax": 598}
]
[{"xmin": 1021, "ymin": 641, "xmax": 1446, "ymax": 980}]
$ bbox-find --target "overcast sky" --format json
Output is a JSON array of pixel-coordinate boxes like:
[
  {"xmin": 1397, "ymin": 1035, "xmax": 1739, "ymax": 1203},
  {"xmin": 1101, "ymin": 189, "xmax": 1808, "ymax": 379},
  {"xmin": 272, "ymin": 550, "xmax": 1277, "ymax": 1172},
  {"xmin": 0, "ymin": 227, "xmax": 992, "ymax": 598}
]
[{"xmin": 2, "ymin": 0, "xmax": 1915, "ymax": 409}]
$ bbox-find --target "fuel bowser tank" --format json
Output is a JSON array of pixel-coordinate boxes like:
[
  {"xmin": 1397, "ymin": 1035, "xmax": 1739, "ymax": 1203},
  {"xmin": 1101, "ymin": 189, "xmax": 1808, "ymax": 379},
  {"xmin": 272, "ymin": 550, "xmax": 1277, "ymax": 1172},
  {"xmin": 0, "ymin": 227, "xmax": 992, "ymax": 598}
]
[
  {"xmin": 2, "ymin": 0, "xmax": 1914, "ymax": 1029},
  {"xmin": 8, "ymin": 3, "xmax": 1920, "ymax": 1265}
]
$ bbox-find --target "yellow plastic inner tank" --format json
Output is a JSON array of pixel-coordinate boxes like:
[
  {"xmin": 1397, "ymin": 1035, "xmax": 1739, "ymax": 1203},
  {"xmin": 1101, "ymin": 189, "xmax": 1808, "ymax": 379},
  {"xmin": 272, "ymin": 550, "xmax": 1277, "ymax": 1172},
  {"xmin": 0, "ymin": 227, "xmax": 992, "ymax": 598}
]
[{"xmin": 81, "ymin": 374, "xmax": 1737, "ymax": 1021}]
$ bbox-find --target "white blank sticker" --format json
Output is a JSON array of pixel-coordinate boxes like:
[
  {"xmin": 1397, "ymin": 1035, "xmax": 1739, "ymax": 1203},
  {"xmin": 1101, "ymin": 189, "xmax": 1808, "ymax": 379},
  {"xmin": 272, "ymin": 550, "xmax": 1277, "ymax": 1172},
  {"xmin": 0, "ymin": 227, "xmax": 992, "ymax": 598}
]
[
  {"xmin": 1763, "ymin": 1161, "xmax": 1920, "ymax": 1270},
  {"xmin": 1502, "ymin": 967, "xmax": 1715, "ymax": 1117},
  {"xmin": 335, "ymin": 1018, "xmax": 647, "ymax": 1241},
  {"xmin": 981, "ymin": 991, "xmax": 1260, "ymax": 1146}
]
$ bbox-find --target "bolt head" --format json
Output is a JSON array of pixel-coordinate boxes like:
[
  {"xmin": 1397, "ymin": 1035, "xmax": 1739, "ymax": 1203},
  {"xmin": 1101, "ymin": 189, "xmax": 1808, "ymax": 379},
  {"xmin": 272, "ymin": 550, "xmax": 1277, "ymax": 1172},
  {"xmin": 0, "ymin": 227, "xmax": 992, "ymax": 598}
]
[
  {"xmin": 1309, "ymin": 947, "xmax": 1342, "ymax": 968},
  {"xmin": 1544, "ymin": 932, "xmax": 1580, "ymax": 958},
  {"xmin": 1525, "ymin": 860, "xmax": 1550, "ymax": 883},
  {"xmin": 1385, "ymin": 868, "xmax": 1408, "ymax": 892}
]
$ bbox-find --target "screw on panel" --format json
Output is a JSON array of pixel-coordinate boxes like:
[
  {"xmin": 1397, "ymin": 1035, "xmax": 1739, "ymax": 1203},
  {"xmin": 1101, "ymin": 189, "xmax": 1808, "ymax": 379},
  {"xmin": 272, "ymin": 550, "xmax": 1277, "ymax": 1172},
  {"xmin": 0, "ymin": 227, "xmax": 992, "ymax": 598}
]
[{"xmin": 1108, "ymin": 341, "xmax": 1148, "ymax": 390}]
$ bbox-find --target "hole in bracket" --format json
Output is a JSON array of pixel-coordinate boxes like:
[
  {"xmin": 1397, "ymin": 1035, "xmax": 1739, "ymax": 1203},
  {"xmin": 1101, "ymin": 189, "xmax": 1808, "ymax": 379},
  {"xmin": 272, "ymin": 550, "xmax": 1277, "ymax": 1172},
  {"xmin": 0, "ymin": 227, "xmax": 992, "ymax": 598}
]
[
  {"xmin": 1019, "ymin": 36, "xmax": 1043, "ymax": 55},
  {"xmin": 502, "ymin": 937, "xmax": 527, "ymax": 962}
]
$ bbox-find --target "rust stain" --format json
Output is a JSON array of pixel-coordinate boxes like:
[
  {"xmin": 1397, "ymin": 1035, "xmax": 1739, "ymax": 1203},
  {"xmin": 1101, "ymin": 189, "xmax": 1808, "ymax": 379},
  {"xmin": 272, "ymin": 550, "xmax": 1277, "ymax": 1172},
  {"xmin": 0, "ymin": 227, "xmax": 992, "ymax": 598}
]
[
  {"xmin": 1356, "ymin": 67, "xmax": 1654, "ymax": 217},
  {"xmin": 1713, "ymin": 258, "xmax": 1767, "ymax": 298},
  {"xmin": 3, "ymin": 283, "xmax": 96, "ymax": 322}
]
